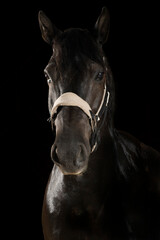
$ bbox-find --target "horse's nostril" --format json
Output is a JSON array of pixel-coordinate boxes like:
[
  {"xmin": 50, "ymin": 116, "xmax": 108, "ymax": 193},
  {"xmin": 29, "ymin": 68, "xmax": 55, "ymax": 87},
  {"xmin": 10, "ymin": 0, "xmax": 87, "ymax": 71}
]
[
  {"xmin": 76, "ymin": 146, "xmax": 82, "ymax": 160},
  {"xmin": 55, "ymin": 147, "xmax": 58, "ymax": 157},
  {"xmin": 76, "ymin": 145, "xmax": 87, "ymax": 164},
  {"xmin": 51, "ymin": 145, "xmax": 60, "ymax": 164}
]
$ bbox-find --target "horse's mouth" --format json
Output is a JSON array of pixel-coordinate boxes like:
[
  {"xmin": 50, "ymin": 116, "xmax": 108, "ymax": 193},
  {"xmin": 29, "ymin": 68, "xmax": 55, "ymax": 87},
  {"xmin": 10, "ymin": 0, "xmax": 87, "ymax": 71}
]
[
  {"xmin": 60, "ymin": 166, "xmax": 87, "ymax": 176},
  {"xmin": 53, "ymin": 161, "xmax": 87, "ymax": 176}
]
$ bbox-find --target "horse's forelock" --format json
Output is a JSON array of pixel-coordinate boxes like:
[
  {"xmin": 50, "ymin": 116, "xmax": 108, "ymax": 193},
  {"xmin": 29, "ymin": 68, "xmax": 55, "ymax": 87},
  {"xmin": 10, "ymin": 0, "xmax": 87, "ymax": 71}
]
[{"xmin": 53, "ymin": 29, "xmax": 103, "ymax": 68}]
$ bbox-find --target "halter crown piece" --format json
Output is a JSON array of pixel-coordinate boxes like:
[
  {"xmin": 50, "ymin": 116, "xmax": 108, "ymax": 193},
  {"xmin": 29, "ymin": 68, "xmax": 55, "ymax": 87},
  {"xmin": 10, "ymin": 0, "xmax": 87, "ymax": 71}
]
[{"xmin": 50, "ymin": 84, "xmax": 110, "ymax": 152}]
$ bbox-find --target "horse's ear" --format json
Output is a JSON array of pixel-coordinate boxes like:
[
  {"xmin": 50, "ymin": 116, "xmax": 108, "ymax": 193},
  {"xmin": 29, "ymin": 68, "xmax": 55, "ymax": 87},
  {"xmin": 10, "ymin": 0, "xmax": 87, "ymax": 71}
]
[
  {"xmin": 38, "ymin": 11, "xmax": 61, "ymax": 45},
  {"xmin": 95, "ymin": 7, "xmax": 110, "ymax": 44}
]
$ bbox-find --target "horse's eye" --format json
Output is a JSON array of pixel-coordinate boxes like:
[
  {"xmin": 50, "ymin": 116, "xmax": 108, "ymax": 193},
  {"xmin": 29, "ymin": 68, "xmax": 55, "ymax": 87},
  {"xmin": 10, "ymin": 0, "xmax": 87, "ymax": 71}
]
[
  {"xmin": 96, "ymin": 72, "xmax": 104, "ymax": 81},
  {"xmin": 44, "ymin": 72, "xmax": 53, "ymax": 84},
  {"xmin": 47, "ymin": 78, "xmax": 52, "ymax": 84}
]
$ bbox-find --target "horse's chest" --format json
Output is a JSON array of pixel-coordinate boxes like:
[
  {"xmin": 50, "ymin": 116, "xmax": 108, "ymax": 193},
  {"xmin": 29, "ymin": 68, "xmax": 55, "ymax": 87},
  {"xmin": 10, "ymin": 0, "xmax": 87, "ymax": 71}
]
[
  {"xmin": 69, "ymin": 203, "xmax": 104, "ymax": 224},
  {"xmin": 45, "ymin": 184, "xmax": 105, "ymax": 231},
  {"xmin": 58, "ymin": 202, "xmax": 106, "ymax": 238},
  {"xmin": 44, "ymin": 170, "xmax": 108, "ymax": 238}
]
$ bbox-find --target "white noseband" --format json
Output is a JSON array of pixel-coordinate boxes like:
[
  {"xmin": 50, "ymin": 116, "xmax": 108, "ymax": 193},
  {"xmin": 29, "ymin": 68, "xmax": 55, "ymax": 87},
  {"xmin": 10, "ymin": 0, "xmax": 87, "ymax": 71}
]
[{"xmin": 51, "ymin": 84, "xmax": 110, "ymax": 132}]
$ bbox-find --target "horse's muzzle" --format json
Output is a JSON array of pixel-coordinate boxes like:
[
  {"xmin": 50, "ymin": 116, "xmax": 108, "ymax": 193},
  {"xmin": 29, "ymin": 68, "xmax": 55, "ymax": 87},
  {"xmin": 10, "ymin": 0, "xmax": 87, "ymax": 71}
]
[
  {"xmin": 50, "ymin": 105, "xmax": 91, "ymax": 175},
  {"xmin": 51, "ymin": 142, "xmax": 89, "ymax": 175}
]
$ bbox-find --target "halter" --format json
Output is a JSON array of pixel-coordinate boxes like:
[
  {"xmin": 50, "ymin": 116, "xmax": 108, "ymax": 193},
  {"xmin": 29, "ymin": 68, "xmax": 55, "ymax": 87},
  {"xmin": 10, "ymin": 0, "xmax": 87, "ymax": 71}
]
[{"xmin": 50, "ymin": 84, "xmax": 110, "ymax": 152}]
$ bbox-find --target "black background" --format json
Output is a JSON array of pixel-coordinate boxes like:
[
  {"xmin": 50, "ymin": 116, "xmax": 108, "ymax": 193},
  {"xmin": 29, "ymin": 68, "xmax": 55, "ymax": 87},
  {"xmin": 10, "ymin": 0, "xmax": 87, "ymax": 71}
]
[{"xmin": 8, "ymin": 0, "xmax": 160, "ymax": 239}]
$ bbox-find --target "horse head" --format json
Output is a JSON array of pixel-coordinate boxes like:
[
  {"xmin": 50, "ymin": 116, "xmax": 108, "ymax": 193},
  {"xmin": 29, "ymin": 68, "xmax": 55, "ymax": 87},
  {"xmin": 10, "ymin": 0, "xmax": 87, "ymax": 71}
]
[{"xmin": 38, "ymin": 7, "xmax": 114, "ymax": 176}]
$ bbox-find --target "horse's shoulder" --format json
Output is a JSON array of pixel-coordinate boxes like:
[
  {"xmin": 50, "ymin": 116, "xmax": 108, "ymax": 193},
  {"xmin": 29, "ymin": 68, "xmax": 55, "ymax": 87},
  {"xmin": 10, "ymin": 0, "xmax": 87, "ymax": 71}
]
[
  {"xmin": 115, "ymin": 130, "xmax": 141, "ymax": 159},
  {"xmin": 140, "ymin": 142, "xmax": 160, "ymax": 177},
  {"xmin": 116, "ymin": 129, "xmax": 160, "ymax": 175}
]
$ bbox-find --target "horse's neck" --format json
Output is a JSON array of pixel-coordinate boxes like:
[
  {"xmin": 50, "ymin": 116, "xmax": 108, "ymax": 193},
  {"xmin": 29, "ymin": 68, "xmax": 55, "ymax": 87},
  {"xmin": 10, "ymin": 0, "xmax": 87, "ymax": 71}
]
[{"xmin": 89, "ymin": 127, "xmax": 117, "ymax": 182}]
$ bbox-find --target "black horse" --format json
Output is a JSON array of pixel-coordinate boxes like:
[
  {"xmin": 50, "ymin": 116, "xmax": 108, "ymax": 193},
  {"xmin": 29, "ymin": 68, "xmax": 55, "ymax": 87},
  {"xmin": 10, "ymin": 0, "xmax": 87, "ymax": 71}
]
[{"xmin": 38, "ymin": 7, "xmax": 160, "ymax": 240}]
